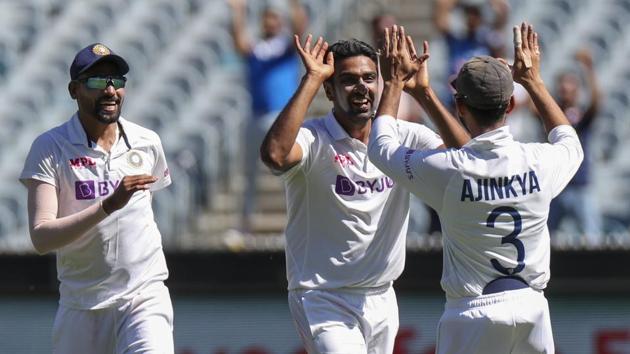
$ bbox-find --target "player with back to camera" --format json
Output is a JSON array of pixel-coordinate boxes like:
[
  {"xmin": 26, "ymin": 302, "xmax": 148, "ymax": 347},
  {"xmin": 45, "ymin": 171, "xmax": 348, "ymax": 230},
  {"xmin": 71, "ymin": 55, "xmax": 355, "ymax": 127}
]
[
  {"xmin": 369, "ymin": 23, "xmax": 583, "ymax": 353},
  {"xmin": 259, "ymin": 32, "xmax": 469, "ymax": 353},
  {"xmin": 20, "ymin": 43, "xmax": 173, "ymax": 353}
]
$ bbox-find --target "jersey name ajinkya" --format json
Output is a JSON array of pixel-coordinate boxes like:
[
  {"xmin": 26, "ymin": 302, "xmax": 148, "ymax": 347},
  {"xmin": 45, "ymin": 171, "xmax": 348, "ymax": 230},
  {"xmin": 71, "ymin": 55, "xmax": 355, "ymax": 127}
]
[{"xmin": 460, "ymin": 170, "xmax": 541, "ymax": 202}]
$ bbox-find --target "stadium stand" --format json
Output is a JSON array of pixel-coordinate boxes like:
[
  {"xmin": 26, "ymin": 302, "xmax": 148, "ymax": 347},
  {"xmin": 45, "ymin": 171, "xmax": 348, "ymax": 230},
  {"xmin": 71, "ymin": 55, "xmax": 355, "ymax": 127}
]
[{"xmin": 0, "ymin": 0, "xmax": 628, "ymax": 252}]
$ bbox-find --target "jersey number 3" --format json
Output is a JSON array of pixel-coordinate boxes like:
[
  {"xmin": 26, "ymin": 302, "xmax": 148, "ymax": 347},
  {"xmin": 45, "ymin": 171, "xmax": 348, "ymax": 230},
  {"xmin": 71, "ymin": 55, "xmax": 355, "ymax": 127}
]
[{"xmin": 487, "ymin": 206, "xmax": 525, "ymax": 275}]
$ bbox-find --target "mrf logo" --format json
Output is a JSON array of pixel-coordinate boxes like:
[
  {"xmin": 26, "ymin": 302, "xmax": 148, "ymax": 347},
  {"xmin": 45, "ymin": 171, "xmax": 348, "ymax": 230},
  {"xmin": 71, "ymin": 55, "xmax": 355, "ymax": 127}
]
[
  {"xmin": 75, "ymin": 180, "xmax": 120, "ymax": 200},
  {"xmin": 69, "ymin": 157, "xmax": 97, "ymax": 168},
  {"xmin": 335, "ymin": 175, "xmax": 394, "ymax": 196}
]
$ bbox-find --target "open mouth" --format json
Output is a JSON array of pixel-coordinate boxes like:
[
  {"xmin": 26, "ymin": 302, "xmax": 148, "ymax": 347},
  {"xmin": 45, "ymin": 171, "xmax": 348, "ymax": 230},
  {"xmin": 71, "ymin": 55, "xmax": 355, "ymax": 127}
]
[
  {"xmin": 98, "ymin": 101, "xmax": 118, "ymax": 114},
  {"xmin": 351, "ymin": 97, "xmax": 371, "ymax": 112}
]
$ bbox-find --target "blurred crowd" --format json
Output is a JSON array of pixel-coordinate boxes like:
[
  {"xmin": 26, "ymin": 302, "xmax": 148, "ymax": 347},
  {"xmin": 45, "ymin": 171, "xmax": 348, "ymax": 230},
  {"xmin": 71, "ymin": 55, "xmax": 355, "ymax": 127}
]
[{"xmin": 0, "ymin": 0, "xmax": 627, "ymax": 251}]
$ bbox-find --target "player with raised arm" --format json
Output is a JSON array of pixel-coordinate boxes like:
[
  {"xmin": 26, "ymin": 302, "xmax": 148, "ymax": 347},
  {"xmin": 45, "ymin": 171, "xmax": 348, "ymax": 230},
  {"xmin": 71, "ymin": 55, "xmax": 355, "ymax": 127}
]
[
  {"xmin": 369, "ymin": 23, "xmax": 583, "ymax": 353},
  {"xmin": 259, "ymin": 33, "xmax": 466, "ymax": 353},
  {"xmin": 20, "ymin": 43, "xmax": 173, "ymax": 353}
]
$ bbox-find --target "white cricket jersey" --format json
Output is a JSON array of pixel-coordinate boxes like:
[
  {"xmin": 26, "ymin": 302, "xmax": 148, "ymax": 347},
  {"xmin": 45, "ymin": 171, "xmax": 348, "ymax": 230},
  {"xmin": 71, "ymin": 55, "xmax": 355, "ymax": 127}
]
[
  {"xmin": 280, "ymin": 112, "xmax": 443, "ymax": 291},
  {"xmin": 20, "ymin": 114, "xmax": 171, "ymax": 309},
  {"xmin": 369, "ymin": 115, "xmax": 583, "ymax": 299}
]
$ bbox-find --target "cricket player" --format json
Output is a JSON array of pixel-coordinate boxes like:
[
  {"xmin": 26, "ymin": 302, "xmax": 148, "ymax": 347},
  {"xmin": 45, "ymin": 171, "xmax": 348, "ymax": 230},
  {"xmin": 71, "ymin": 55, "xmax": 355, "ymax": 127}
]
[
  {"xmin": 260, "ymin": 33, "xmax": 467, "ymax": 353},
  {"xmin": 369, "ymin": 23, "xmax": 583, "ymax": 353},
  {"xmin": 20, "ymin": 43, "xmax": 173, "ymax": 353}
]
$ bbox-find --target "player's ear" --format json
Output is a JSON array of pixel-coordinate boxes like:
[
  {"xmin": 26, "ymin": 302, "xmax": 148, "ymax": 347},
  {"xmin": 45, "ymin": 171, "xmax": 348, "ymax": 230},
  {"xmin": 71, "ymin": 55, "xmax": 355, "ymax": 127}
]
[
  {"xmin": 505, "ymin": 95, "xmax": 516, "ymax": 114},
  {"xmin": 323, "ymin": 80, "xmax": 334, "ymax": 101},
  {"xmin": 455, "ymin": 99, "xmax": 466, "ymax": 118},
  {"xmin": 68, "ymin": 81, "xmax": 78, "ymax": 100}
]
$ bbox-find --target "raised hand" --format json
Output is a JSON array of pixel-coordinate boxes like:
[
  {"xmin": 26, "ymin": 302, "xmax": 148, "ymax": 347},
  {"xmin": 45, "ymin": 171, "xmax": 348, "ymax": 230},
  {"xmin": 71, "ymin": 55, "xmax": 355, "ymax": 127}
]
[
  {"xmin": 294, "ymin": 34, "xmax": 334, "ymax": 82},
  {"xmin": 404, "ymin": 40, "xmax": 431, "ymax": 93},
  {"xmin": 512, "ymin": 22, "xmax": 541, "ymax": 86},
  {"xmin": 574, "ymin": 47, "xmax": 594, "ymax": 70},
  {"xmin": 226, "ymin": 0, "xmax": 246, "ymax": 11},
  {"xmin": 380, "ymin": 25, "xmax": 419, "ymax": 83},
  {"xmin": 102, "ymin": 174, "xmax": 157, "ymax": 214}
]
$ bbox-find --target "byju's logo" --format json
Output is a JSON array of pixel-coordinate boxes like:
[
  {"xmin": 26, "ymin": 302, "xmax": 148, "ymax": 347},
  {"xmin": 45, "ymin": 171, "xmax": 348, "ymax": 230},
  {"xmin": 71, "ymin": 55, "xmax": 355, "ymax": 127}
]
[
  {"xmin": 334, "ymin": 175, "xmax": 394, "ymax": 196},
  {"xmin": 75, "ymin": 180, "xmax": 120, "ymax": 200}
]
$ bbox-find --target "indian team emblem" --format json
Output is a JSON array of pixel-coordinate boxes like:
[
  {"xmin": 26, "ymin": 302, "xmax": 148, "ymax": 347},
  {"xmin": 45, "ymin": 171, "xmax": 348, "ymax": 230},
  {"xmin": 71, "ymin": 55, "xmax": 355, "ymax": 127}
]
[
  {"xmin": 92, "ymin": 44, "xmax": 110, "ymax": 56},
  {"xmin": 127, "ymin": 150, "xmax": 143, "ymax": 168}
]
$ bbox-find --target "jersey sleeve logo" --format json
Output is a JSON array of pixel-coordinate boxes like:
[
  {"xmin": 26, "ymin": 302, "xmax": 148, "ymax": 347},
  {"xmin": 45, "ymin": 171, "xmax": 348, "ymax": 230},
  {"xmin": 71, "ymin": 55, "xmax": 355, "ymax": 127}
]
[{"xmin": 404, "ymin": 149, "xmax": 416, "ymax": 180}]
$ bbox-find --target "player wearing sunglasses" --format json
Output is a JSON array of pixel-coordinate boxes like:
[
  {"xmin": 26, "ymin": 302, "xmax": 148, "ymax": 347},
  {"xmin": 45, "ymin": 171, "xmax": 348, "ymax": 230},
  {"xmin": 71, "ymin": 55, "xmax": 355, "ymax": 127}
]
[
  {"xmin": 20, "ymin": 43, "xmax": 174, "ymax": 353},
  {"xmin": 76, "ymin": 76, "xmax": 127, "ymax": 90}
]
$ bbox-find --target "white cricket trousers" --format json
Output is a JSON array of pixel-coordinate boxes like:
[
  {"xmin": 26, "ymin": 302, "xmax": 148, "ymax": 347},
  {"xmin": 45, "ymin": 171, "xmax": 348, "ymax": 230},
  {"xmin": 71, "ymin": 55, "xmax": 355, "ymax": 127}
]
[
  {"xmin": 52, "ymin": 282, "xmax": 174, "ymax": 354},
  {"xmin": 288, "ymin": 284, "xmax": 399, "ymax": 354},
  {"xmin": 436, "ymin": 288, "xmax": 554, "ymax": 354}
]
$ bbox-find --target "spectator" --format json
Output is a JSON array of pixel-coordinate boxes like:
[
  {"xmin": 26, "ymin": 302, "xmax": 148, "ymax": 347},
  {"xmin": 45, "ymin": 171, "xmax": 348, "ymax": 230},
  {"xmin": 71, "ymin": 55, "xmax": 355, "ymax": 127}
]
[
  {"xmin": 434, "ymin": 0, "xmax": 510, "ymax": 108},
  {"xmin": 548, "ymin": 48, "xmax": 603, "ymax": 246},
  {"xmin": 228, "ymin": 0, "xmax": 308, "ymax": 233}
]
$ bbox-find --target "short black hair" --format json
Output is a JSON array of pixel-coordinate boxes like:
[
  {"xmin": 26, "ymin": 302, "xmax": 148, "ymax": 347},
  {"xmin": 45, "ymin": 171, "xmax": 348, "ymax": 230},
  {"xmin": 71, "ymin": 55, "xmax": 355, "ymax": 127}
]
[
  {"xmin": 326, "ymin": 39, "xmax": 377, "ymax": 65},
  {"xmin": 460, "ymin": 100, "xmax": 509, "ymax": 126}
]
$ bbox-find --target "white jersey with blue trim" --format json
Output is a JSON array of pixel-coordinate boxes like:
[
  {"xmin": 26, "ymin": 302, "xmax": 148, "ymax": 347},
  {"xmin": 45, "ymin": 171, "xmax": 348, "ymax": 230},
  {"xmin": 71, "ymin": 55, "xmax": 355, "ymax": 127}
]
[
  {"xmin": 369, "ymin": 115, "xmax": 583, "ymax": 299},
  {"xmin": 20, "ymin": 114, "xmax": 171, "ymax": 309},
  {"xmin": 280, "ymin": 112, "xmax": 443, "ymax": 291}
]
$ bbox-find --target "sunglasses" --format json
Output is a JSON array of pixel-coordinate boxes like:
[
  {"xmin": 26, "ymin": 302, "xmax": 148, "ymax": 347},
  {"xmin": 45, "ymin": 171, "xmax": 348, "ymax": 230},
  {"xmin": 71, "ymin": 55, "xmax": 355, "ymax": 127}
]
[{"xmin": 77, "ymin": 76, "xmax": 127, "ymax": 90}]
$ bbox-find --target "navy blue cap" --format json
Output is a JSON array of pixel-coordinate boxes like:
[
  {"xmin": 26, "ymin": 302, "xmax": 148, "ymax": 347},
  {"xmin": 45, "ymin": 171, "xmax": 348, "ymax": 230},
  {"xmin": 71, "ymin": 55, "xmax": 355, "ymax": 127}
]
[{"xmin": 70, "ymin": 43, "xmax": 129, "ymax": 80}]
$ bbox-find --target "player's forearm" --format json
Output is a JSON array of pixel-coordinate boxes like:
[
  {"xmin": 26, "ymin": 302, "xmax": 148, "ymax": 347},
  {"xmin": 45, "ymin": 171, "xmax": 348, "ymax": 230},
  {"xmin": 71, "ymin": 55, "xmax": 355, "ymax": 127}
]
[
  {"xmin": 376, "ymin": 80, "xmax": 405, "ymax": 118},
  {"xmin": 371, "ymin": 79, "xmax": 406, "ymax": 174},
  {"xmin": 410, "ymin": 86, "xmax": 470, "ymax": 148},
  {"xmin": 369, "ymin": 114, "xmax": 404, "ymax": 179},
  {"xmin": 260, "ymin": 74, "xmax": 321, "ymax": 170},
  {"xmin": 521, "ymin": 78, "xmax": 571, "ymax": 134},
  {"xmin": 30, "ymin": 202, "xmax": 108, "ymax": 254}
]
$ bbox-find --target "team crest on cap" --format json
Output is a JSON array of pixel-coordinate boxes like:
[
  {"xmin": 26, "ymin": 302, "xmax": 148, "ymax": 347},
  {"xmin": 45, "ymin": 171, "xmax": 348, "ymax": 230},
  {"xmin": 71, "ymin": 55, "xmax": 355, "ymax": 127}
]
[
  {"xmin": 92, "ymin": 44, "xmax": 111, "ymax": 56},
  {"xmin": 126, "ymin": 150, "xmax": 143, "ymax": 168}
]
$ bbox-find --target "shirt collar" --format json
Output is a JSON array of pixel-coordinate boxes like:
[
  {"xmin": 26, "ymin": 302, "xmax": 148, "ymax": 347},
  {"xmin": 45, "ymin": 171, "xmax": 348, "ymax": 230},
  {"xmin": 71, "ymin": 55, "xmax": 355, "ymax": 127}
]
[
  {"xmin": 67, "ymin": 113, "xmax": 131, "ymax": 150},
  {"xmin": 463, "ymin": 125, "xmax": 514, "ymax": 150},
  {"xmin": 324, "ymin": 111, "xmax": 351, "ymax": 141},
  {"xmin": 68, "ymin": 113, "xmax": 87, "ymax": 145}
]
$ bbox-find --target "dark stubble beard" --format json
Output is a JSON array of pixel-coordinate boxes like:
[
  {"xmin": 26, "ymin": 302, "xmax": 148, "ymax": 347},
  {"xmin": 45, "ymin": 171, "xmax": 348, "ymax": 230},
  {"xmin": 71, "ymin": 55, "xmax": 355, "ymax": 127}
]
[
  {"xmin": 93, "ymin": 100, "xmax": 122, "ymax": 125},
  {"xmin": 94, "ymin": 112, "xmax": 120, "ymax": 125}
]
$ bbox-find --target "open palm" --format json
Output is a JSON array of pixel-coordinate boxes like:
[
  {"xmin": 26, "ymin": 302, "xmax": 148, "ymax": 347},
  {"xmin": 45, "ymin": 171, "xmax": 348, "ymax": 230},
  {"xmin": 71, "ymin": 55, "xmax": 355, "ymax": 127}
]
[
  {"xmin": 404, "ymin": 40, "xmax": 431, "ymax": 92},
  {"xmin": 294, "ymin": 34, "xmax": 334, "ymax": 82}
]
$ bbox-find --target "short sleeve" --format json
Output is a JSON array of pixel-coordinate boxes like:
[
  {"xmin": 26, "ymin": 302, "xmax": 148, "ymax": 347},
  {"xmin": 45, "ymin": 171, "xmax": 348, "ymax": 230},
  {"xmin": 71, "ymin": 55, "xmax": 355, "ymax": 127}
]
[
  {"xmin": 369, "ymin": 115, "xmax": 454, "ymax": 210},
  {"xmin": 397, "ymin": 120, "xmax": 444, "ymax": 151},
  {"xmin": 19, "ymin": 133, "xmax": 58, "ymax": 187},
  {"xmin": 149, "ymin": 135, "xmax": 171, "ymax": 192},
  {"xmin": 543, "ymin": 125, "xmax": 584, "ymax": 198},
  {"xmin": 279, "ymin": 125, "xmax": 317, "ymax": 180}
]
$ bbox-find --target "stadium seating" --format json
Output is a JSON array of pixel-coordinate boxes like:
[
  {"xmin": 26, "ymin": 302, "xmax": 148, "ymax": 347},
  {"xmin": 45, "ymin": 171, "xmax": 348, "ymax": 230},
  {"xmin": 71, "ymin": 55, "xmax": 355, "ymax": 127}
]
[{"xmin": 0, "ymin": 0, "xmax": 628, "ymax": 252}]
